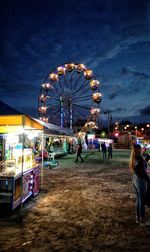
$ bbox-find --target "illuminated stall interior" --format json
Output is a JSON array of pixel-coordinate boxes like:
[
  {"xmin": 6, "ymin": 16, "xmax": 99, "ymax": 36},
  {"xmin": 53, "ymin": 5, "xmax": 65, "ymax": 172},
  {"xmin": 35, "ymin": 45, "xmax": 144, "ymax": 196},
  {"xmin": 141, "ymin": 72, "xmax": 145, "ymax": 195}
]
[
  {"xmin": 0, "ymin": 115, "xmax": 43, "ymax": 176},
  {"xmin": 34, "ymin": 118, "xmax": 74, "ymax": 155}
]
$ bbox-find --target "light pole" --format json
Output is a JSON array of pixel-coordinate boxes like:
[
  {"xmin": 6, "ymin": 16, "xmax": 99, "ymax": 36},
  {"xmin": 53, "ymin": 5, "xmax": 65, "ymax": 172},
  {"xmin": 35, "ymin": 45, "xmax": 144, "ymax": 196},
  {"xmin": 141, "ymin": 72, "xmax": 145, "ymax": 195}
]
[{"xmin": 104, "ymin": 110, "xmax": 111, "ymax": 138}]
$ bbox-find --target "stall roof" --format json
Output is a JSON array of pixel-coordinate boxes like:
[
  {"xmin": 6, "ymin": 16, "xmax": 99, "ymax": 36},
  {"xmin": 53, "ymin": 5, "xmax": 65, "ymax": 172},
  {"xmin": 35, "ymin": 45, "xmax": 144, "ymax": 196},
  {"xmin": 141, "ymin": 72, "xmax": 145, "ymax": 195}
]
[
  {"xmin": 33, "ymin": 118, "xmax": 74, "ymax": 136},
  {"xmin": 0, "ymin": 115, "xmax": 43, "ymax": 133},
  {"xmin": 0, "ymin": 100, "xmax": 43, "ymax": 132},
  {"xmin": 0, "ymin": 100, "xmax": 72, "ymax": 135}
]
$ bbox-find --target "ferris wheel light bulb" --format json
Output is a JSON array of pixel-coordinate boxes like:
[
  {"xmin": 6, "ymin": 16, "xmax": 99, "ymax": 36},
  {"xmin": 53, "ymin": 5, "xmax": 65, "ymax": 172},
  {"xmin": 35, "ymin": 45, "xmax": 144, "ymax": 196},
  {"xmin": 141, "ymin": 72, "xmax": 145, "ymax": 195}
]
[
  {"xmin": 45, "ymin": 83, "xmax": 50, "ymax": 88},
  {"xmin": 40, "ymin": 117, "xmax": 48, "ymax": 122},
  {"xmin": 42, "ymin": 83, "xmax": 53, "ymax": 90},
  {"xmin": 39, "ymin": 94, "xmax": 47, "ymax": 102},
  {"xmin": 88, "ymin": 121, "xmax": 96, "ymax": 128},
  {"xmin": 76, "ymin": 64, "xmax": 86, "ymax": 73},
  {"xmin": 90, "ymin": 80, "xmax": 99, "ymax": 90},
  {"xmin": 65, "ymin": 63, "xmax": 75, "ymax": 72},
  {"xmin": 49, "ymin": 73, "xmax": 58, "ymax": 81},
  {"xmin": 39, "ymin": 106, "xmax": 47, "ymax": 114},
  {"xmin": 57, "ymin": 66, "xmax": 66, "ymax": 75},
  {"xmin": 93, "ymin": 93, "xmax": 102, "ymax": 103},
  {"xmin": 81, "ymin": 64, "xmax": 86, "ymax": 69},
  {"xmin": 84, "ymin": 70, "xmax": 93, "ymax": 80},
  {"xmin": 91, "ymin": 108, "xmax": 100, "ymax": 114}
]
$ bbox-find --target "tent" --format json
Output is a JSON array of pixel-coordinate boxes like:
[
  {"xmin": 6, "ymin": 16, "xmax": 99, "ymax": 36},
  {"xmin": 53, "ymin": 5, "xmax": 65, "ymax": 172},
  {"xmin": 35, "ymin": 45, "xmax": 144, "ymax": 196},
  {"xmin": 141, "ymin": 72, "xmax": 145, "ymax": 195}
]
[{"xmin": 33, "ymin": 118, "xmax": 74, "ymax": 136}]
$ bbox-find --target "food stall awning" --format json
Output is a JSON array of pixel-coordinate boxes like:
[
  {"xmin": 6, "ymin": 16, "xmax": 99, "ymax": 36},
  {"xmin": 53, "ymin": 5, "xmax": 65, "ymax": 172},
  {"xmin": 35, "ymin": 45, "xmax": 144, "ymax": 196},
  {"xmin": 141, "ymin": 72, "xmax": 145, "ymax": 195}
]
[
  {"xmin": 0, "ymin": 115, "xmax": 44, "ymax": 133},
  {"xmin": 33, "ymin": 118, "xmax": 74, "ymax": 136}
]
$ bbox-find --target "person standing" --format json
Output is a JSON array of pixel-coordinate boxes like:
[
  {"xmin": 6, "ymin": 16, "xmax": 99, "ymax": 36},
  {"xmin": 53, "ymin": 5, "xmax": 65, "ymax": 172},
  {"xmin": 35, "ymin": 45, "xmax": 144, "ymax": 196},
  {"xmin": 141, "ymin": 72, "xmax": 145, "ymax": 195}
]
[
  {"xmin": 98, "ymin": 141, "xmax": 101, "ymax": 152},
  {"xmin": 67, "ymin": 141, "xmax": 71, "ymax": 154},
  {"xmin": 75, "ymin": 143, "xmax": 84, "ymax": 162},
  {"xmin": 101, "ymin": 142, "xmax": 107, "ymax": 159},
  {"xmin": 108, "ymin": 143, "xmax": 113, "ymax": 159},
  {"xmin": 129, "ymin": 144, "xmax": 150, "ymax": 225}
]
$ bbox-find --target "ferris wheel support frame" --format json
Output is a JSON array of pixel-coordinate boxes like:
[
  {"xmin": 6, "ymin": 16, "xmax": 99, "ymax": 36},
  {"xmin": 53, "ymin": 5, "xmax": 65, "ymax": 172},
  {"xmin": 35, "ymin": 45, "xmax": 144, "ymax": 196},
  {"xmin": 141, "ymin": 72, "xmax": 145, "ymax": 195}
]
[
  {"xmin": 60, "ymin": 96, "xmax": 64, "ymax": 128},
  {"xmin": 60, "ymin": 96, "xmax": 73, "ymax": 129},
  {"xmin": 69, "ymin": 100, "xmax": 73, "ymax": 129}
]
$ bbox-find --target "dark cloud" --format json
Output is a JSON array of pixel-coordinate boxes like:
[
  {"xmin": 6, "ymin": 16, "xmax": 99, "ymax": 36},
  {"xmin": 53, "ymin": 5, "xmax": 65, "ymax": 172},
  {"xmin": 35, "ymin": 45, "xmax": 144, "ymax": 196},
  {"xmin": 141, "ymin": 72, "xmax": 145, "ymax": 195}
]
[
  {"xmin": 0, "ymin": 0, "xmax": 150, "ymax": 122},
  {"xmin": 127, "ymin": 79, "xmax": 150, "ymax": 95},
  {"xmin": 108, "ymin": 93, "xmax": 118, "ymax": 100},
  {"xmin": 140, "ymin": 105, "xmax": 150, "ymax": 116},
  {"xmin": 121, "ymin": 67, "xmax": 150, "ymax": 80},
  {"xmin": 113, "ymin": 107, "xmax": 128, "ymax": 113}
]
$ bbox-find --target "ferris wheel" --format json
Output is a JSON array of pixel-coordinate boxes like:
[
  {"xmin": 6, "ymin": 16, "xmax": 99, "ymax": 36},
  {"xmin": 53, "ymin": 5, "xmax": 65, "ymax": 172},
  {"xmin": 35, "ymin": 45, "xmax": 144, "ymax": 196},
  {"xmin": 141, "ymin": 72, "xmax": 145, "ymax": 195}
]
[{"xmin": 38, "ymin": 62, "xmax": 102, "ymax": 129}]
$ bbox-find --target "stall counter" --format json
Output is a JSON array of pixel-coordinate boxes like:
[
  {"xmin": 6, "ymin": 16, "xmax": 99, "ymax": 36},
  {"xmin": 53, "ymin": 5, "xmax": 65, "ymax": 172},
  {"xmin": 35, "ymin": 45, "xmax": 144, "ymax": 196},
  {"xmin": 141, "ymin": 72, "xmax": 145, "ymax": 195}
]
[{"xmin": 0, "ymin": 165, "xmax": 40, "ymax": 211}]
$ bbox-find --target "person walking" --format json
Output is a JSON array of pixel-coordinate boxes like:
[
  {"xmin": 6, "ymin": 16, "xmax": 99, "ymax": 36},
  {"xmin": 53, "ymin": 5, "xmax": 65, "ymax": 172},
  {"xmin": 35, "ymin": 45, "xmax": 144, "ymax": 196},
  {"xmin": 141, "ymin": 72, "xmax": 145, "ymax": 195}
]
[
  {"xmin": 108, "ymin": 143, "xmax": 113, "ymax": 159},
  {"xmin": 75, "ymin": 143, "xmax": 84, "ymax": 162},
  {"xmin": 129, "ymin": 144, "xmax": 150, "ymax": 226}
]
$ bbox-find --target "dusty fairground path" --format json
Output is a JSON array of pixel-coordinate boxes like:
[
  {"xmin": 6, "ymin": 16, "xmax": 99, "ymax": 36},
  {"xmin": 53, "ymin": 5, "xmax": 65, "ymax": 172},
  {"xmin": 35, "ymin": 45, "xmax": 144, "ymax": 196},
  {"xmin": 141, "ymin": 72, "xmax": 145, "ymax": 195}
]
[{"xmin": 1, "ymin": 149, "xmax": 150, "ymax": 252}]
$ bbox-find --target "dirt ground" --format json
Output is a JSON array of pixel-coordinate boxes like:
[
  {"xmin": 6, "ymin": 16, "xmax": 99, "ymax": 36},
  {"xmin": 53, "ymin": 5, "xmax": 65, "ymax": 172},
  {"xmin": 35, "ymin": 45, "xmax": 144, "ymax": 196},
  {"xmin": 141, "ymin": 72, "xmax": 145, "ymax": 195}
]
[{"xmin": 1, "ymin": 149, "xmax": 150, "ymax": 252}]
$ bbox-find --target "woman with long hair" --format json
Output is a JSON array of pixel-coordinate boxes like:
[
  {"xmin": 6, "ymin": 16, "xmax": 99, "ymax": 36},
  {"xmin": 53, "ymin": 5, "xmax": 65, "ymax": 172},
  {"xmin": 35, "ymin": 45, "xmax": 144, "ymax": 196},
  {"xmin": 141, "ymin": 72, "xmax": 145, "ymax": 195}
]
[{"xmin": 129, "ymin": 144, "xmax": 150, "ymax": 225}]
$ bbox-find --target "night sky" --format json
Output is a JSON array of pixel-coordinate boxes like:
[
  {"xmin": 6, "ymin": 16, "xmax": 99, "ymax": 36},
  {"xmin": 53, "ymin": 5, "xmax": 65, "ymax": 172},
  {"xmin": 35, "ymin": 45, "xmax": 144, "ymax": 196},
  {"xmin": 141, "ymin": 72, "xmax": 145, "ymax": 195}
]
[{"xmin": 0, "ymin": 0, "xmax": 150, "ymax": 124}]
